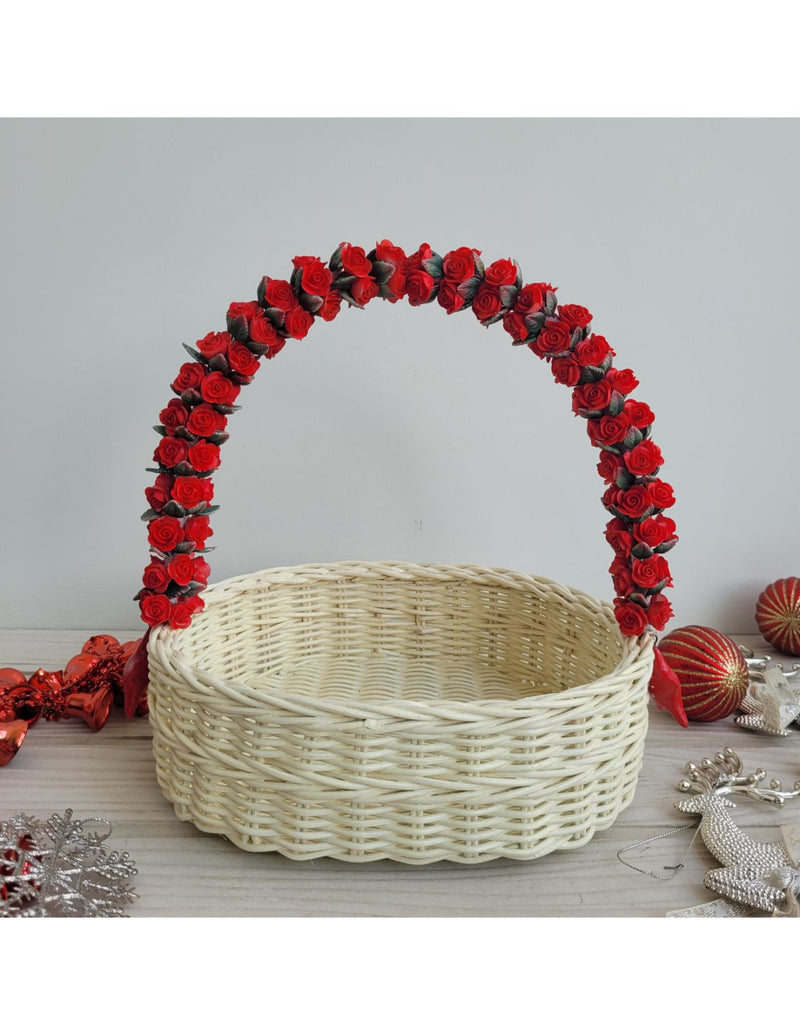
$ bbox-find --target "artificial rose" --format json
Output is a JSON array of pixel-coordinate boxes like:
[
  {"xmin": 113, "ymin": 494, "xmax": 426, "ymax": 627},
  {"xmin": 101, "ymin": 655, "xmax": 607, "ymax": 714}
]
[
  {"xmin": 295, "ymin": 257, "xmax": 333, "ymax": 297},
  {"xmin": 606, "ymin": 368, "xmax": 639, "ymax": 395},
  {"xmin": 227, "ymin": 301, "xmax": 261, "ymax": 326},
  {"xmin": 575, "ymin": 334, "xmax": 614, "ymax": 367},
  {"xmin": 484, "ymin": 258, "xmax": 517, "ymax": 287},
  {"xmin": 263, "ymin": 279, "xmax": 298, "ymax": 311},
  {"xmin": 159, "ymin": 400, "xmax": 190, "ymax": 433},
  {"xmin": 155, "ymin": 436, "xmax": 190, "ymax": 469},
  {"xmin": 623, "ymin": 399, "xmax": 655, "ymax": 429},
  {"xmin": 168, "ymin": 600, "xmax": 195, "ymax": 629},
  {"xmin": 192, "ymin": 556, "xmax": 212, "ymax": 584},
  {"xmin": 351, "ymin": 276, "xmax": 379, "ymax": 307},
  {"xmin": 227, "ymin": 341, "xmax": 260, "ymax": 377},
  {"xmin": 188, "ymin": 440, "xmax": 221, "ymax": 472},
  {"xmin": 340, "ymin": 243, "xmax": 372, "ymax": 277},
  {"xmin": 171, "ymin": 362, "xmax": 206, "ymax": 394},
  {"xmin": 406, "ymin": 268, "xmax": 436, "ymax": 307},
  {"xmin": 283, "ymin": 306, "xmax": 314, "ymax": 339},
  {"xmin": 572, "ymin": 380, "xmax": 613, "ymax": 413},
  {"xmin": 624, "ymin": 439, "xmax": 663, "ymax": 476},
  {"xmin": 648, "ymin": 480, "xmax": 676, "ymax": 510},
  {"xmin": 196, "ymin": 331, "xmax": 232, "ymax": 358},
  {"xmin": 646, "ymin": 593, "xmax": 674, "ymax": 630},
  {"xmin": 186, "ymin": 403, "xmax": 227, "ymax": 437},
  {"xmin": 442, "ymin": 247, "xmax": 477, "ymax": 283},
  {"xmin": 183, "ymin": 514, "xmax": 212, "ymax": 548},
  {"xmin": 614, "ymin": 600, "xmax": 648, "ymax": 637},
  {"xmin": 200, "ymin": 372, "xmax": 240, "ymax": 406},
  {"xmin": 406, "ymin": 242, "xmax": 434, "ymax": 271},
  {"xmin": 472, "ymin": 285, "xmax": 502, "ymax": 322},
  {"xmin": 438, "ymin": 280, "xmax": 466, "ymax": 315},
  {"xmin": 558, "ymin": 304, "xmax": 593, "ymax": 329},
  {"xmin": 171, "ymin": 476, "xmax": 213, "ymax": 510},
  {"xmin": 633, "ymin": 515, "xmax": 676, "ymax": 548},
  {"xmin": 249, "ymin": 312, "xmax": 283, "ymax": 346},
  {"xmin": 611, "ymin": 560, "xmax": 635, "ymax": 597},
  {"xmin": 614, "ymin": 484, "xmax": 652, "ymax": 519},
  {"xmin": 319, "ymin": 292, "xmax": 342, "ymax": 321},
  {"xmin": 147, "ymin": 516, "xmax": 184, "ymax": 552},
  {"xmin": 145, "ymin": 473, "xmax": 174, "ymax": 514},
  {"xmin": 530, "ymin": 319, "xmax": 571, "ymax": 357},
  {"xmin": 605, "ymin": 517, "xmax": 634, "ymax": 555},
  {"xmin": 587, "ymin": 412, "xmax": 631, "ymax": 447},
  {"xmin": 142, "ymin": 561, "xmax": 171, "ymax": 593},
  {"xmin": 502, "ymin": 311, "xmax": 528, "ymax": 342},
  {"xmin": 140, "ymin": 593, "xmax": 172, "ymax": 627},
  {"xmin": 598, "ymin": 452, "xmax": 623, "ymax": 485},
  {"xmin": 514, "ymin": 283, "xmax": 545, "ymax": 315},
  {"xmin": 375, "ymin": 239, "xmax": 407, "ymax": 301},
  {"xmin": 632, "ymin": 555, "xmax": 672, "ymax": 589},
  {"xmin": 167, "ymin": 553, "xmax": 195, "ymax": 586},
  {"xmin": 550, "ymin": 356, "xmax": 582, "ymax": 386}
]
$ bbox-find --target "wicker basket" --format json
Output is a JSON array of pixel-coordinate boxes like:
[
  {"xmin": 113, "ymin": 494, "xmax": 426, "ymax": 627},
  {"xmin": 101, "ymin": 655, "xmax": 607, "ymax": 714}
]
[{"xmin": 147, "ymin": 560, "xmax": 653, "ymax": 863}]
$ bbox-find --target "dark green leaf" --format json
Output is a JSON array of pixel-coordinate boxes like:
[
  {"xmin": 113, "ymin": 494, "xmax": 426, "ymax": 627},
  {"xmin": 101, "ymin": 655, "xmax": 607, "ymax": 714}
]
[
  {"xmin": 140, "ymin": 508, "xmax": 159, "ymax": 522},
  {"xmin": 299, "ymin": 291, "xmax": 324, "ymax": 313},
  {"xmin": 545, "ymin": 291, "xmax": 557, "ymax": 316},
  {"xmin": 457, "ymin": 275, "xmax": 482, "ymax": 300},
  {"xmin": 631, "ymin": 541, "xmax": 653, "ymax": 560},
  {"xmin": 227, "ymin": 314, "xmax": 249, "ymax": 342},
  {"xmin": 421, "ymin": 254, "xmax": 443, "ymax": 278},
  {"xmin": 498, "ymin": 284, "xmax": 518, "ymax": 308},
  {"xmin": 329, "ymin": 244, "xmax": 343, "ymax": 270},
  {"xmin": 163, "ymin": 500, "xmax": 187, "ymax": 518},
  {"xmin": 525, "ymin": 312, "xmax": 546, "ymax": 334},
  {"xmin": 208, "ymin": 353, "xmax": 230, "ymax": 374},
  {"xmin": 371, "ymin": 259, "xmax": 395, "ymax": 285},
  {"xmin": 182, "ymin": 342, "xmax": 207, "ymax": 364},
  {"xmin": 153, "ymin": 425, "xmax": 166, "ymax": 436},
  {"xmin": 264, "ymin": 307, "xmax": 285, "ymax": 328},
  {"xmin": 607, "ymin": 390, "xmax": 625, "ymax": 416},
  {"xmin": 172, "ymin": 540, "xmax": 195, "ymax": 554},
  {"xmin": 257, "ymin": 276, "xmax": 268, "ymax": 307}
]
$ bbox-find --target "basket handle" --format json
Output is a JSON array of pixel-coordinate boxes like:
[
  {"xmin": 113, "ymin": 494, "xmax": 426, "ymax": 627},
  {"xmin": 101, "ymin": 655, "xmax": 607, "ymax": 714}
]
[{"xmin": 130, "ymin": 241, "xmax": 683, "ymax": 723}]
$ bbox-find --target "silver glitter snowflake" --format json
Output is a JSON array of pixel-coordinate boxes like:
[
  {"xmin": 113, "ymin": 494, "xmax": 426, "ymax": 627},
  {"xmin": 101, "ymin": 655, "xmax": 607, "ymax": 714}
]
[{"xmin": 0, "ymin": 810, "xmax": 137, "ymax": 917}]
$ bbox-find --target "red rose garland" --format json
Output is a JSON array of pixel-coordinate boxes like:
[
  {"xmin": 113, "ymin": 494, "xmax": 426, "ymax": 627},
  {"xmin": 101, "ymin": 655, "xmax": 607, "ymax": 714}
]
[{"xmin": 137, "ymin": 241, "xmax": 677, "ymax": 644}]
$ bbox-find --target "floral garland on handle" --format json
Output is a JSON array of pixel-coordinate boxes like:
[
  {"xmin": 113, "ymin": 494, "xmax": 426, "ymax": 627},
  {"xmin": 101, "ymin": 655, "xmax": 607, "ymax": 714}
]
[{"xmin": 130, "ymin": 241, "xmax": 685, "ymax": 725}]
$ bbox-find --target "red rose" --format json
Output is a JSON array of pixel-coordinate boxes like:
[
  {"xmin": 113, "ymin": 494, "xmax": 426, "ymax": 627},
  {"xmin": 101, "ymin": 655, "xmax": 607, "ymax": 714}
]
[
  {"xmin": 472, "ymin": 285, "xmax": 502, "ymax": 322},
  {"xmin": 648, "ymin": 480, "xmax": 676, "ymax": 510},
  {"xmin": 484, "ymin": 258, "xmax": 517, "ymax": 287},
  {"xmin": 145, "ymin": 473, "xmax": 174, "ymax": 514},
  {"xmin": 147, "ymin": 516, "xmax": 184, "ymax": 552},
  {"xmin": 263, "ymin": 279, "xmax": 298, "ymax": 311},
  {"xmin": 200, "ymin": 372, "xmax": 240, "ymax": 406},
  {"xmin": 602, "ymin": 485, "xmax": 619, "ymax": 511},
  {"xmin": 587, "ymin": 412, "xmax": 631, "ymax": 447},
  {"xmin": 140, "ymin": 593, "xmax": 172, "ymax": 627},
  {"xmin": 319, "ymin": 292, "xmax": 342, "ymax": 321},
  {"xmin": 529, "ymin": 319, "xmax": 571, "ymax": 357},
  {"xmin": 184, "ymin": 514, "xmax": 212, "ymax": 548},
  {"xmin": 623, "ymin": 399, "xmax": 655, "ymax": 429},
  {"xmin": 438, "ymin": 280, "xmax": 466, "ymax": 315},
  {"xmin": 612, "ymin": 567, "xmax": 636, "ymax": 597},
  {"xmin": 646, "ymin": 593, "xmax": 674, "ymax": 630},
  {"xmin": 172, "ymin": 476, "xmax": 213, "ymax": 510},
  {"xmin": 406, "ymin": 268, "xmax": 436, "ymax": 307},
  {"xmin": 605, "ymin": 517, "xmax": 634, "ymax": 555},
  {"xmin": 614, "ymin": 600, "xmax": 648, "ymax": 637},
  {"xmin": 155, "ymin": 436, "xmax": 190, "ymax": 469},
  {"xmin": 624, "ymin": 440, "xmax": 663, "ymax": 476},
  {"xmin": 159, "ymin": 400, "xmax": 190, "ymax": 433},
  {"xmin": 197, "ymin": 331, "xmax": 232, "ymax": 358},
  {"xmin": 575, "ymin": 334, "xmax": 614, "ymax": 367},
  {"xmin": 294, "ymin": 258, "xmax": 333, "ymax": 297},
  {"xmin": 550, "ymin": 356, "xmax": 582, "ymax": 386},
  {"xmin": 142, "ymin": 561, "xmax": 170, "ymax": 593},
  {"xmin": 167, "ymin": 553, "xmax": 195, "ymax": 586},
  {"xmin": 614, "ymin": 484, "xmax": 652, "ymax": 518},
  {"xmin": 572, "ymin": 380, "xmax": 613, "ymax": 413},
  {"xmin": 633, "ymin": 515, "xmax": 676, "ymax": 548},
  {"xmin": 227, "ymin": 341, "xmax": 260, "ymax": 378},
  {"xmin": 249, "ymin": 312, "xmax": 283, "ymax": 346},
  {"xmin": 186, "ymin": 404, "xmax": 227, "ymax": 437},
  {"xmin": 340, "ymin": 243, "xmax": 372, "ymax": 277},
  {"xmin": 226, "ymin": 301, "xmax": 261, "ymax": 335},
  {"xmin": 351, "ymin": 276, "xmax": 379, "ymax": 307},
  {"xmin": 502, "ymin": 311, "xmax": 528, "ymax": 342},
  {"xmin": 598, "ymin": 452, "xmax": 623, "ymax": 485},
  {"xmin": 188, "ymin": 441, "xmax": 220, "ymax": 472},
  {"xmin": 406, "ymin": 242, "xmax": 434, "ymax": 270},
  {"xmin": 442, "ymin": 247, "xmax": 477, "ymax": 283},
  {"xmin": 283, "ymin": 305, "xmax": 314, "ymax": 339},
  {"xmin": 171, "ymin": 362, "xmax": 206, "ymax": 394},
  {"xmin": 606, "ymin": 368, "xmax": 639, "ymax": 395},
  {"xmin": 632, "ymin": 555, "xmax": 672, "ymax": 589},
  {"xmin": 557, "ymin": 304, "xmax": 593, "ymax": 329},
  {"xmin": 375, "ymin": 239, "xmax": 407, "ymax": 302},
  {"xmin": 514, "ymin": 283, "xmax": 544, "ymax": 315},
  {"xmin": 192, "ymin": 556, "xmax": 212, "ymax": 585},
  {"xmin": 168, "ymin": 600, "xmax": 195, "ymax": 629}
]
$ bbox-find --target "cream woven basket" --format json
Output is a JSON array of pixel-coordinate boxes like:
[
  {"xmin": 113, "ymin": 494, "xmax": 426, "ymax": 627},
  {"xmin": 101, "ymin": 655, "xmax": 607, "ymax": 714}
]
[{"xmin": 147, "ymin": 561, "xmax": 654, "ymax": 863}]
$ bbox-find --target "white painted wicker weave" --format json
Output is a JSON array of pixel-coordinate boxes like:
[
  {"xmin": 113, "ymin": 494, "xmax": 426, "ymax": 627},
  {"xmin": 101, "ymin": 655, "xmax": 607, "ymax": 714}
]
[{"xmin": 147, "ymin": 561, "xmax": 653, "ymax": 863}]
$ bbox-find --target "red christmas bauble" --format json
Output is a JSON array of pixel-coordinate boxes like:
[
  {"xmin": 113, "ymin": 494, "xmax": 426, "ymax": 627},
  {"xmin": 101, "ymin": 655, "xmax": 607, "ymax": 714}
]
[
  {"xmin": 657, "ymin": 625, "xmax": 749, "ymax": 722},
  {"xmin": 756, "ymin": 578, "xmax": 800, "ymax": 656}
]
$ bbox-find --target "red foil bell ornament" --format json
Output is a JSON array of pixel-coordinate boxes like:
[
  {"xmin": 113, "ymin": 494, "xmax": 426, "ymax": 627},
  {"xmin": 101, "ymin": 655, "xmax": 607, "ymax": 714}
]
[
  {"xmin": 756, "ymin": 578, "xmax": 800, "ymax": 656},
  {"xmin": 0, "ymin": 719, "xmax": 29, "ymax": 767},
  {"xmin": 657, "ymin": 625, "xmax": 749, "ymax": 722}
]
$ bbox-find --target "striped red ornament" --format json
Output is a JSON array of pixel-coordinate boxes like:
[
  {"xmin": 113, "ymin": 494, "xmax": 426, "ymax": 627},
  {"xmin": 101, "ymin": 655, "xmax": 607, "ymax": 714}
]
[
  {"xmin": 657, "ymin": 625, "xmax": 748, "ymax": 722},
  {"xmin": 755, "ymin": 578, "xmax": 800, "ymax": 656}
]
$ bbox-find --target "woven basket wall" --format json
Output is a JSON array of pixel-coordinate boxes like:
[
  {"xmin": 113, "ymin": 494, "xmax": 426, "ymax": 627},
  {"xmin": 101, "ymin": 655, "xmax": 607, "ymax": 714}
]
[{"xmin": 147, "ymin": 561, "xmax": 653, "ymax": 864}]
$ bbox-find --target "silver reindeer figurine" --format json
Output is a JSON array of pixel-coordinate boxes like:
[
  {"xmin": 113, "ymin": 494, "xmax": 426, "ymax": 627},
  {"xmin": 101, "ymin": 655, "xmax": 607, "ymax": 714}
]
[{"xmin": 674, "ymin": 747, "xmax": 800, "ymax": 915}]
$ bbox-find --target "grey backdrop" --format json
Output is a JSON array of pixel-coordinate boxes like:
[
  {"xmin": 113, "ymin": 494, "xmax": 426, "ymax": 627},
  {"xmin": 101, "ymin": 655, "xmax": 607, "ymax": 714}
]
[{"xmin": 1, "ymin": 118, "xmax": 797, "ymax": 633}]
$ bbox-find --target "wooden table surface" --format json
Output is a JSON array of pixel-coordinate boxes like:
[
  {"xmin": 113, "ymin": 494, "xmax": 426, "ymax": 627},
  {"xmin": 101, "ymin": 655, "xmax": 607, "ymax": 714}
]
[{"xmin": 3, "ymin": 627, "xmax": 799, "ymax": 918}]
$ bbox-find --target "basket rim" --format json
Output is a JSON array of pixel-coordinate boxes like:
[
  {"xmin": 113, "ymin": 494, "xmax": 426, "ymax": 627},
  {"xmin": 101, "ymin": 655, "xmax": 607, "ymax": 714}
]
[{"xmin": 147, "ymin": 560, "xmax": 655, "ymax": 722}]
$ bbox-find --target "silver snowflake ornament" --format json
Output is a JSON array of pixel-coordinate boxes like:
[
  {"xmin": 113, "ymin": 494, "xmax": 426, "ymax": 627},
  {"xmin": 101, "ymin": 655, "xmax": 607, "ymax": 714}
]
[{"xmin": 0, "ymin": 810, "xmax": 137, "ymax": 917}]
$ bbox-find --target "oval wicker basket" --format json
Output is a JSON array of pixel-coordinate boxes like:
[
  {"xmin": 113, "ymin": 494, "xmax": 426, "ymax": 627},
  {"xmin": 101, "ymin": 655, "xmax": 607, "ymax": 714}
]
[{"xmin": 147, "ymin": 561, "xmax": 653, "ymax": 863}]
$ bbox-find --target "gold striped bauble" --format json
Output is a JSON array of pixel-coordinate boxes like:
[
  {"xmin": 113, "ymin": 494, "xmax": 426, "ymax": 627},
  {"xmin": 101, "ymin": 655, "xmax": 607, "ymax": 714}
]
[
  {"xmin": 657, "ymin": 625, "xmax": 748, "ymax": 722},
  {"xmin": 756, "ymin": 578, "xmax": 800, "ymax": 656}
]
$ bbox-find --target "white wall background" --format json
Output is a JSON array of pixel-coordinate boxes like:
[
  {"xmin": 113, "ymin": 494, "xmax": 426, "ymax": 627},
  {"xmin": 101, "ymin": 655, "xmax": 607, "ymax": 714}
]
[{"xmin": 1, "ymin": 118, "xmax": 797, "ymax": 634}]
